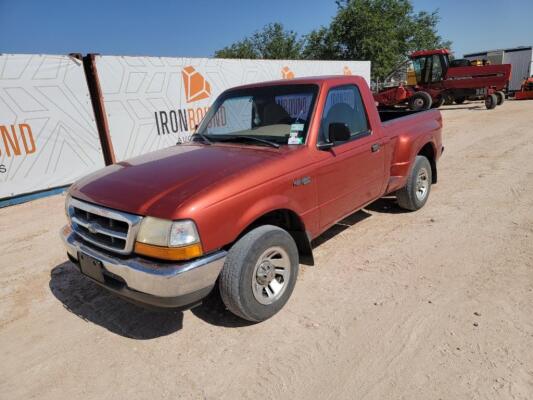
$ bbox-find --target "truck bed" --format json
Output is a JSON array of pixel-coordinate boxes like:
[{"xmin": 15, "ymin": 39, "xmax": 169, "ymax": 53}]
[
  {"xmin": 378, "ymin": 107, "xmax": 443, "ymax": 194},
  {"xmin": 378, "ymin": 109, "xmax": 427, "ymax": 122}
]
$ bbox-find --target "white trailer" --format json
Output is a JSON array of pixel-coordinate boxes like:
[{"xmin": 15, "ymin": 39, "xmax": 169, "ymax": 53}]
[{"xmin": 463, "ymin": 46, "xmax": 533, "ymax": 93}]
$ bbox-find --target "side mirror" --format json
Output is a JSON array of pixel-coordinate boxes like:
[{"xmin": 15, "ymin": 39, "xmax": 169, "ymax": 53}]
[
  {"xmin": 317, "ymin": 123, "xmax": 351, "ymax": 151},
  {"xmin": 328, "ymin": 123, "xmax": 351, "ymax": 142}
]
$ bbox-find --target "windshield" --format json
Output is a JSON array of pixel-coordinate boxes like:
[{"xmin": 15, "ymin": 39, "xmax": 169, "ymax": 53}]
[{"xmin": 196, "ymin": 84, "xmax": 318, "ymax": 146}]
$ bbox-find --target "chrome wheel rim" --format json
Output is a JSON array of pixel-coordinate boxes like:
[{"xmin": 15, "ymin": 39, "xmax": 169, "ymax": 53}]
[
  {"xmin": 415, "ymin": 167, "xmax": 429, "ymax": 201},
  {"xmin": 252, "ymin": 246, "xmax": 290, "ymax": 305}
]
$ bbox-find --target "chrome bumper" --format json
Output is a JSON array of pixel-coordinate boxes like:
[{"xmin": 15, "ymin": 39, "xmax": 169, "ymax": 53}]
[{"xmin": 60, "ymin": 225, "xmax": 226, "ymax": 307}]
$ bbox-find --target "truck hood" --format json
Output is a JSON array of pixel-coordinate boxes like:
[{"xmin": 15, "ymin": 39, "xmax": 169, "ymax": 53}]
[{"xmin": 70, "ymin": 144, "xmax": 284, "ymax": 217}]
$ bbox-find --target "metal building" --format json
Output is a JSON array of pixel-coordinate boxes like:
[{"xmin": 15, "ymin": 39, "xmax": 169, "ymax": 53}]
[{"xmin": 463, "ymin": 46, "xmax": 533, "ymax": 92}]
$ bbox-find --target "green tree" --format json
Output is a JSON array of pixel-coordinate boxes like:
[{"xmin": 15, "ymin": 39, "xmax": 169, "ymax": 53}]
[
  {"xmin": 214, "ymin": 1, "xmax": 451, "ymax": 81},
  {"xmin": 302, "ymin": 27, "xmax": 340, "ymax": 60},
  {"xmin": 214, "ymin": 23, "xmax": 303, "ymax": 59},
  {"xmin": 303, "ymin": 0, "xmax": 451, "ymax": 79}
]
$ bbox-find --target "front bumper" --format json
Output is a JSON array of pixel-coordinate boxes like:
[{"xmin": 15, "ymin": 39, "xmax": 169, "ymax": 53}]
[{"xmin": 60, "ymin": 225, "xmax": 227, "ymax": 308}]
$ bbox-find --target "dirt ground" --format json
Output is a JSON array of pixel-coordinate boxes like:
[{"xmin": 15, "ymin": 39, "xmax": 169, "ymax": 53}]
[{"xmin": 1, "ymin": 100, "xmax": 532, "ymax": 400}]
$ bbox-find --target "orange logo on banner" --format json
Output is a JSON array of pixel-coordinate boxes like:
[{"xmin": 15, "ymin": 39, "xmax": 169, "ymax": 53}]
[
  {"xmin": 281, "ymin": 66, "xmax": 295, "ymax": 80},
  {"xmin": 182, "ymin": 66, "xmax": 211, "ymax": 103},
  {"xmin": 0, "ymin": 124, "xmax": 36, "ymax": 157},
  {"xmin": 343, "ymin": 66, "xmax": 352, "ymax": 75}
]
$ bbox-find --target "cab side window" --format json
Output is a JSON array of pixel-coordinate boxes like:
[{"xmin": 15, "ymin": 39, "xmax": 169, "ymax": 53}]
[{"xmin": 320, "ymin": 85, "xmax": 369, "ymax": 145}]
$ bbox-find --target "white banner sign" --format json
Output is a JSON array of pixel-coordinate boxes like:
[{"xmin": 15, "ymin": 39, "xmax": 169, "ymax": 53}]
[
  {"xmin": 95, "ymin": 56, "xmax": 371, "ymax": 161},
  {"xmin": 0, "ymin": 54, "xmax": 104, "ymax": 199}
]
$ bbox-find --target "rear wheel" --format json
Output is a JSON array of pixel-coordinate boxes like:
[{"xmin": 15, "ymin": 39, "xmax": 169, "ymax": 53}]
[
  {"xmin": 454, "ymin": 96, "xmax": 466, "ymax": 104},
  {"xmin": 408, "ymin": 92, "xmax": 432, "ymax": 111},
  {"xmin": 219, "ymin": 225, "xmax": 299, "ymax": 322},
  {"xmin": 495, "ymin": 91, "xmax": 505, "ymax": 105},
  {"xmin": 432, "ymin": 95, "xmax": 445, "ymax": 108},
  {"xmin": 485, "ymin": 94, "xmax": 497, "ymax": 109},
  {"xmin": 396, "ymin": 156, "xmax": 432, "ymax": 211}
]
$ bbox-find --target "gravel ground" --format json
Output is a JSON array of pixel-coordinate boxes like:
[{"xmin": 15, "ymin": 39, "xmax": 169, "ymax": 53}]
[{"xmin": 1, "ymin": 100, "xmax": 532, "ymax": 400}]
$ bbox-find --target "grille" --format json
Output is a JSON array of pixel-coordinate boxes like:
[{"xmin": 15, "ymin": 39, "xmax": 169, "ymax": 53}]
[{"xmin": 67, "ymin": 197, "xmax": 142, "ymax": 254}]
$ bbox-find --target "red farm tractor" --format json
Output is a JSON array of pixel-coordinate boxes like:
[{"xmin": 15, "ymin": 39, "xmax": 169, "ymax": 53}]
[{"xmin": 374, "ymin": 49, "xmax": 512, "ymax": 111}]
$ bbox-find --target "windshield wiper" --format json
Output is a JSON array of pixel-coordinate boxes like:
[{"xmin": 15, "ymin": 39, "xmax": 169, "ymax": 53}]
[
  {"xmin": 219, "ymin": 135, "xmax": 280, "ymax": 149},
  {"xmin": 191, "ymin": 132, "xmax": 212, "ymax": 145}
]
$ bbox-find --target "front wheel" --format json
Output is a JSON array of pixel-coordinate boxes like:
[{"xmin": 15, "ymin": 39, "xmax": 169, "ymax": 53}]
[
  {"xmin": 396, "ymin": 156, "xmax": 432, "ymax": 211},
  {"xmin": 219, "ymin": 225, "xmax": 299, "ymax": 322},
  {"xmin": 408, "ymin": 91, "xmax": 432, "ymax": 111}
]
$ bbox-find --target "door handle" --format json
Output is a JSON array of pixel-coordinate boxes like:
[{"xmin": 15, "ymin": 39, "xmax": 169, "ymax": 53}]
[{"xmin": 371, "ymin": 143, "xmax": 380, "ymax": 153}]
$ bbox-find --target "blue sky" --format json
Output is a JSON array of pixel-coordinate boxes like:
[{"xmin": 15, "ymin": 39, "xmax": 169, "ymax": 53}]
[{"xmin": 0, "ymin": 0, "xmax": 531, "ymax": 58}]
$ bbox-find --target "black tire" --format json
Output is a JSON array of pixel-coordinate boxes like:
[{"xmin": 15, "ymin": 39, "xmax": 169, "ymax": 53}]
[
  {"xmin": 408, "ymin": 91, "xmax": 432, "ymax": 111},
  {"xmin": 454, "ymin": 96, "xmax": 466, "ymax": 104},
  {"xmin": 219, "ymin": 225, "xmax": 299, "ymax": 322},
  {"xmin": 432, "ymin": 95, "xmax": 445, "ymax": 108},
  {"xmin": 495, "ymin": 91, "xmax": 505, "ymax": 105},
  {"xmin": 485, "ymin": 94, "xmax": 497, "ymax": 109},
  {"xmin": 396, "ymin": 156, "xmax": 432, "ymax": 211}
]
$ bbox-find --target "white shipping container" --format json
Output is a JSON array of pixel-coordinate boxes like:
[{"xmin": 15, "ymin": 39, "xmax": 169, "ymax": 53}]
[{"xmin": 503, "ymin": 48, "xmax": 533, "ymax": 91}]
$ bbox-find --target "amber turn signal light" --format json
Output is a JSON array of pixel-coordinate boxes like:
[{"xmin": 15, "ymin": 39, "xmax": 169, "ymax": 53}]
[{"xmin": 134, "ymin": 242, "xmax": 203, "ymax": 261}]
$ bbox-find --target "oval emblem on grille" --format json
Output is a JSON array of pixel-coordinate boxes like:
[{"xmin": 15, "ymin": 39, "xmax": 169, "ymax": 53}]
[{"xmin": 87, "ymin": 223, "xmax": 100, "ymax": 234}]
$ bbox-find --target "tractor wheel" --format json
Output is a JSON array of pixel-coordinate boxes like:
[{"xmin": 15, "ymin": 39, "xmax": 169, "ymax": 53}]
[
  {"xmin": 408, "ymin": 92, "xmax": 432, "ymax": 111},
  {"xmin": 485, "ymin": 94, "xmax": 497, "ymax": 110},
  {"xmin": 495, "ymin": 91, "xmax": 505, "ymax": 105},
  {"xmin": 454, "ymin": 97, "xmax": 466, "ymax": 104},
  {"xmin": 432, "ymin": 96, "xmax": 445, "ymax": 108}
]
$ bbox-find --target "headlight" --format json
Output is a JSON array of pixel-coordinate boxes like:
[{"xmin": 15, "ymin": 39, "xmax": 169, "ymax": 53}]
[
  {"xmin": 135, "ymin": 217, "xmax": 202, "ymax": 261},
  {"xmin": 136, "ymin": 217, "xmax": 199, "ymax": 247}
]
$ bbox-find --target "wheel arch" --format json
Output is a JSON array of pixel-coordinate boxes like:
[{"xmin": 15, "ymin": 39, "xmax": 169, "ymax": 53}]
[
  {"xmin": 231, "ymin": 208, "xmax": 314, "ymax": 266},
  {"xmin": 416, "ymin": 142, "xmax": 437, "ymax": 183},
  {"xmin": 417, "ymin": 142, "xmax": 437, "ymax": 183}
]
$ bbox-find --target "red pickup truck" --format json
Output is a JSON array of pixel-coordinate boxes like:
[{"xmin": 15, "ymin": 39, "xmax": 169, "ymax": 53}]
[{"xmin": 61, "ymin": 75, "xmax": 443, "ymax": 322}]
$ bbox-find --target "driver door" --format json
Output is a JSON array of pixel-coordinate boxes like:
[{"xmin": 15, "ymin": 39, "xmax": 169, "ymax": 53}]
[{"xmin": 315, "ymin": 85, "xmax": 386, "ymax": 230}]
